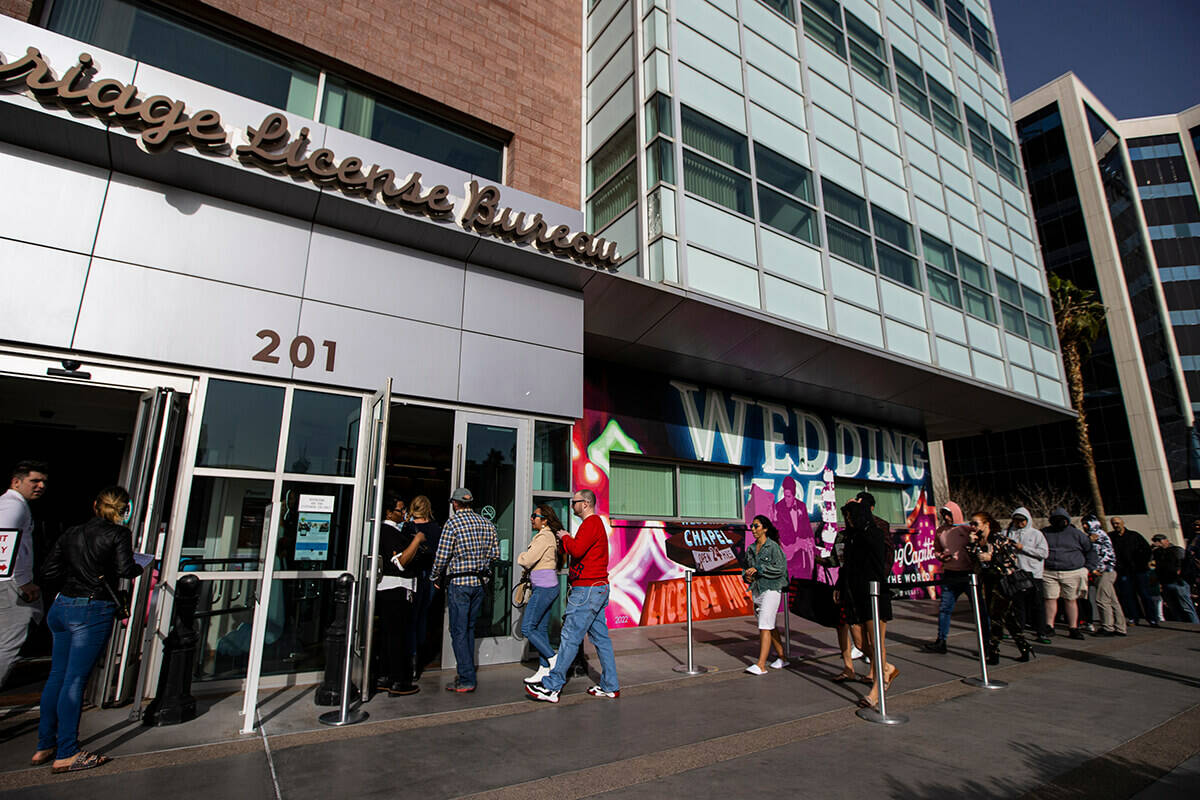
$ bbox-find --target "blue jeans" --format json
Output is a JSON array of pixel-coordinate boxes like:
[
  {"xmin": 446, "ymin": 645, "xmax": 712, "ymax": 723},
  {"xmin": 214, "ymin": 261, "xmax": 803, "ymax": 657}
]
[
  {"xmin": 447, "ymin": 583, "xmax": 483, "ymax": 687},
  {"xmin": 542, "ymin": 584, "xmax": 618, "ymax": 693},
  {"xmin": 38, "ymin": 596, "xmax": 115, "ymax": 758},
  {"xmin": 1161, "ymin": 581, "xmax": 1199, "ymax": 623},
  {"xmin": 1117, "ymin": 571, "xmax": 1156, "ymax": 621},
  {"xmin": 936, "ymin": 572, "xmax": 989, "ymax": 640},
  {"xmin": 521, "ymin": 585, "xmax": 559, "ymax": 666}
]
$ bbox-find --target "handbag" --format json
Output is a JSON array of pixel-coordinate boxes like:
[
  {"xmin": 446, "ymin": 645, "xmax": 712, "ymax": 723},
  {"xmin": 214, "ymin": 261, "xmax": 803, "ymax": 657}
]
[
  {"xmin": 999, "ymin": 569, "xmax": 1035, "ymax": 598},
  {"xmin": 512, "ymin": 569, "xmax": 531, "ymax": 608},
  {"xmin": 788, "ymin": 565, "xmax": 840, "ymax": 628}
]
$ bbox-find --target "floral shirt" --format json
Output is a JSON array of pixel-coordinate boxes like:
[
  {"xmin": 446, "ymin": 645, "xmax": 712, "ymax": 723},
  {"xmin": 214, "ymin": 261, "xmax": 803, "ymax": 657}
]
[{"xmin": 1091, "ymin": 530, "xmax": 1116, "ymax": 573}]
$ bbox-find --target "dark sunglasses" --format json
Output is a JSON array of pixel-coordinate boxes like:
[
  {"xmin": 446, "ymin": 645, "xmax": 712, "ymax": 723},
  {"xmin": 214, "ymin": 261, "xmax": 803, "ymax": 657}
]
[{"xmin": 530, "ymin": 513, "xmax": 545, "ymax": 519}]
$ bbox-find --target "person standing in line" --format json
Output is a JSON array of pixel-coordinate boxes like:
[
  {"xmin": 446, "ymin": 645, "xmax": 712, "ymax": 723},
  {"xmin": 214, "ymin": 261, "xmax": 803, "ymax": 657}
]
[
  {"xmin": 32, "ymin": 486, "xmax": 143, "ymax": 773},
  {"xmin": 1041, "ymin": 508, "xmax": 1098, "ymax": 640},
  {"xmin": 1087, "ymin": 518, "xmax": 1126, "ymax": 636},
  {"xmin": 817, "ymin": 516, "xmax": 865, "ymax": 683},
  {"xmin": 519, "ymin": 503, "xmax": 563, "ymax": 685},
  {"xmin": 375, "ymin": 493, "xmax": 427, "ymax": 696},
  {"xmin": 1004, "ymin": 507, "xmax": 1048, "ymax": 635},
  {"xmin": 923, "ymin": 501, "xmax": 978, "ymax": 654},
  {"xmin": 0, "ymin": 461, "xmax": 48, "ymax": 689},
  {"xmin": 968, "ymin": 512, "xmax": 1034, "ymax": 664},
  {"xmin": 836, "ymin": 501, "xmax": 897, "ymax": 709},
  {"xmin": 432, "ymin": 488, "xmax": 498, "ymax": 693},
  {"xmin": 742, "ymin": 515, "xmax": 789, "ymax": 675},
  {"xmin": 404, "ymin": 495, "xmax": 441, "ymax": 677},
  {"xmin": 1110, "ymin": 517, "xmax": 1157, "ymax": 626},
  {"xmin": 526, "ymin": 489, "xmax": 619, "ymax": 703},
  {"xmin": 1151, "ymin": 534, "xmax": 1200, "ymax": 623}
]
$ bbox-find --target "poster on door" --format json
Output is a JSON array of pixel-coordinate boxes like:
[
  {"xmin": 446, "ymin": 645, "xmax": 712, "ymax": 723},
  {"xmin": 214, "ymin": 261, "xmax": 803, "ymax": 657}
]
[{"xmin": 295, "ymin": 495, "xmax": 335, "ymax": 562}]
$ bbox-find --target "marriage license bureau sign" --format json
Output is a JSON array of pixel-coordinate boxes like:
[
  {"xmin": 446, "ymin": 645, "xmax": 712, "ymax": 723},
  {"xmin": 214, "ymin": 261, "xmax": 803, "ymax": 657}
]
[{"xmin": 0, "ymin": 47, "xmax": 621, "ymax": 270}]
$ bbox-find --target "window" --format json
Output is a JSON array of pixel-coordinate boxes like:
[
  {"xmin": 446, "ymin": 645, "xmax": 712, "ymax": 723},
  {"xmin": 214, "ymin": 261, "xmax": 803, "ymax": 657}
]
[
  {"xmin": 321, "ymin": 79, "xmax": 504, "ymax": 179},
  {"xmin": 996, "ymin": 273, "xmax": 1021, "ymax": 306},
  {"xmin": 928, "ymin": 78, "xmax": 963, "ymax": 144},
  {"xmin": 922, "ymin": 234, "xmax": 955, "ymax": 274},
  {"xmin": 684, "ymin": 151, "xmax": 754, "ymax": 215},
  {"xmin": 681, "ymin": 107, "xmax": 749, "ymax": 171},
  {"xmin": 802, "ymin": 3, "xmax": 847, "ymax": 59},
  {"xmin": 646, "ymin": 93, "xmax": 674, "ymax": 141},
  {"xmin": 878, "ymin": 243, "xmax": 921, "ymax": 289},
  {"xmin": 1028, "ymin": 317, "xmax": 1054, "ymax": 348},
  {"xmin": 588, "ymin": 119, "xmax": 637, "ymax": 194},
  {"xmin": 755, "ymin": 144, "xmax": 814, "ymax": 203},
  {"xmin": 757, "ymin": 0, "xmax": 797, "ymax": 22},
  {"xmin": 588, "ymin": 162, "xmax": 637, "ymax": 230},
  {"xmin": 610, "ymin": 457, "xmax": 743, "ymax": 520},
  {"xmin": 957, "ymin": 251, "xmax": 991, "ymax": 291},
  {"xmin": 833, "ymin": 480, "xmax": 905, "ymax": 527},
  {"xmin": 647, "ymin": 137, "xmax": 676, "ymax": 186},
  {"xmin": 50, "ymin": 0, "xmax": 505, "ymax": 179},
  {"xmin": 822, "ymin": 180, "xmax": 869, "ymax": 229},
  {"xmin": 927, "ymin": 267, "xmax": 962, "ymax": 307},
  {"xmin": 872, "ymin": 205, "xmax": 914, "ymax": 252},
  {"xmin": 827, "ymin": 218, "xmax": 874, "ymax": 269},
  {"xmin": 1000, "ymin": 302, "xmax": 1027, "ymax": 337},
  {"xmin": 963, "ymin": 285, "xmax": 996, "ymax": 322},
  {"xmin": 845, "ymin": 13, "xmax": 891, "ymax": 90},
  {"xmin": 964, "ymin": 107, "xmax": 1022, "ymax": 186},
  {"xmin": 945, "ymin": 0, "xmax": 995, "ymax": 67},
  {"xmin": 1022, "ymin": 286, "xmax": 1048, "ymax": 319},
  {"xmin": 588, "ymin": 120, "xmax": 638, "ymax": 229},
  {"xmin": 197, "ymin": 380, "xmax": 285, "ymax": 470},
  {"xmin": 534, "ymin": 421, "xmax": 571, "ymax": 493},
  {"xmin": 759, "ymin": 185, "xmax": 820, "ymax": 244},
  {"xmin": 284, "ymin": 391, "xmax": 360, "ymax": 476}
]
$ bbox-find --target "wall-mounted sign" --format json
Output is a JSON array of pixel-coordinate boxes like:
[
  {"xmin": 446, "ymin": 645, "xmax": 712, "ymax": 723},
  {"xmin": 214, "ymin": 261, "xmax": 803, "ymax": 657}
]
[
  {"xmin": 0, "ymin": 529, "xmax": 20, "ymax": 578},
  {"xmin": 662, "ymin": 522, "xmax": 742, "ymax": 573},
  {"xmin": 295, "ymin": 494, "xmax": 334, "ymax": 562},
  {"xmin": 0, "ymin": 47, "xmax": 621, "ymax": 271}
]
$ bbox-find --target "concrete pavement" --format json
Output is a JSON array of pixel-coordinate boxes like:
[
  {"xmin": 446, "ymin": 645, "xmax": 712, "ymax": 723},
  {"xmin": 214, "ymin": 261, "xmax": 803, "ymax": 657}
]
[{"xmin": 0, "ymin": 600, "xmax": 1196, "ymax": 798}]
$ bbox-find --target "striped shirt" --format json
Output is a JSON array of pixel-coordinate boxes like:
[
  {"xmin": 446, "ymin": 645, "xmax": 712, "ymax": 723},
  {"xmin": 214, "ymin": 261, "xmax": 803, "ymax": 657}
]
[{"xmin": 432, "ymin": 509, "xmax": 499, "ymax": 587}]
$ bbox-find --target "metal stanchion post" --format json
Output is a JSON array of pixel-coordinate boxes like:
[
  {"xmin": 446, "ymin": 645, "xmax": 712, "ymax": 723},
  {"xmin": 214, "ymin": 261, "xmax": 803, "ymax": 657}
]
[
  {"xmin": 856, "ymin": 580, "xmax": 907, "ymax": 725},
  {"xmin": 673, "ymin": 569, "xmax": 709, "ymax": 675},
  {"xmin": 319, "ymin": 575, "xmax": 370, "ymax": 726},
  {"xmin": 783, "ymin": 586, "xmax": 791, "ymax": 660},
  {"xmin": 962, "ymin": 573, "xmax": 1007, "ymax": 690}
]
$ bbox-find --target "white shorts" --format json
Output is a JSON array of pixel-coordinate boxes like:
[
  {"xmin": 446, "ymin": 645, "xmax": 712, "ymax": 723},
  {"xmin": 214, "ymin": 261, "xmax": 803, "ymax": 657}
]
[{"xmin": 754, "ymin": 589, "xmax": 782, "ymax": 630}]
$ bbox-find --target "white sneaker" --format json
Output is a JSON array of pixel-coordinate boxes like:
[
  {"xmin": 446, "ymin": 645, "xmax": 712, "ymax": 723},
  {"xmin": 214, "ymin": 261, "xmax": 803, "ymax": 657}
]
[
  {"xmin": 851, "ymin": 646, "xmax": 864, "ymax": 660},
  {"xmin": 524, "ymin": 665, "xmax": 550, "ymax": 684},
  {"xmin": 744, "ymin": 664, "xmax": 768, "ymax": 675},
  {"xmin": 769, "ymin": 658, "xmax": 789, "ymax": 669}
]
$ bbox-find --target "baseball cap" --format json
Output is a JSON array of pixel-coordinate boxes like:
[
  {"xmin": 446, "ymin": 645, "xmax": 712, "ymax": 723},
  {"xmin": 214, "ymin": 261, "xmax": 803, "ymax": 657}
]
[
  {"xmin": 450, "ymin": 488, "xmax": 474, "ymax": 503},
  {"xmin": 1151, "ymin": 534, "xmax": 1168, "ymax": 542}
]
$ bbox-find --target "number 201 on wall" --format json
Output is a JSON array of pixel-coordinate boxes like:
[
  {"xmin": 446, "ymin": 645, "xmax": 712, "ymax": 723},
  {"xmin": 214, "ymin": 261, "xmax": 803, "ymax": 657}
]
[{"xmin": 253, "ymin": 329, "xmax": 336, "ymax": 372}]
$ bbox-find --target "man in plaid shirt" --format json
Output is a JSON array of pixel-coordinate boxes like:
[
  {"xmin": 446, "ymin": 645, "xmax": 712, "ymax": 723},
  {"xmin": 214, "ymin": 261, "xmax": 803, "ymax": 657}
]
[{"xmin": 432, "ymin": 487, "xmax": 499, "ymax": 692}]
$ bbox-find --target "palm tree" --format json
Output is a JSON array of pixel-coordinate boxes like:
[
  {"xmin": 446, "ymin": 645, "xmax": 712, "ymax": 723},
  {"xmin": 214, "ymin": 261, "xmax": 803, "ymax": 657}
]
[{"xmin": 1048, "ymin": 274, "xmax": 1108, "ymax": 526}]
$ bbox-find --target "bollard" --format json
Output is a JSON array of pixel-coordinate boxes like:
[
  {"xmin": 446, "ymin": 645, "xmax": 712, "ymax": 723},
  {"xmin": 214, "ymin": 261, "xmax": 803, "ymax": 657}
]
[
  {"xmin": 672, "ymin": 569, "xmax": 709, "ymax": 675},
  {"xmin": 319, "ymin": 573, "xmax": 369, "ymax": 726},
  {"xmin": 962, "ymin": 573, "xmax": 1007, "ymax": 690},
  {"xmin": 143, "ymin": 574, "xmax": 201, "ymax": 726},
  {"xmin": 856, "ymin": 580, "xmax": 908, "ymax": 725},
  {"xmin": 315, "ymin": 573, "xmax": 362, "ymax": 707}
]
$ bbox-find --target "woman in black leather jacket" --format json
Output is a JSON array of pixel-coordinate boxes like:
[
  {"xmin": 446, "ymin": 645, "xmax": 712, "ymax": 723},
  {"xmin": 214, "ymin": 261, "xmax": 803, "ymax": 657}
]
[{"xmin": 31, "ymin": 486, "xmax": 142, "ymax": 773}]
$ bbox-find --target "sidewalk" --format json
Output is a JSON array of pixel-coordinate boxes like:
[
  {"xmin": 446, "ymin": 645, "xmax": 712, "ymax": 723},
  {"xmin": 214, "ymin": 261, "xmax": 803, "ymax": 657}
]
[{"xmin": 0, "ymin": 600, "xmax": 1197, "ymax": 798}]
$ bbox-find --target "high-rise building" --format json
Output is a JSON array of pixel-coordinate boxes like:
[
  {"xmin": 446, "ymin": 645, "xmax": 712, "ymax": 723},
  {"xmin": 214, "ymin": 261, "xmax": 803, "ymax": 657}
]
[
  {"xmin": 1, "ymin": 0, "xmax": 1068, "ymax": 720},
  {"xmin": 943, "ymin": 73, "xmax": 1200, "ymax": 537}
]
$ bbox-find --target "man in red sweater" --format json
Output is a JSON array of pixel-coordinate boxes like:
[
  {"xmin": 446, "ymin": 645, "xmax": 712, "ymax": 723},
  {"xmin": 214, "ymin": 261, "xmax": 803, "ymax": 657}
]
[{"xmin": 525, "ymin": 489, "xmax": 620, "ymax": 702}]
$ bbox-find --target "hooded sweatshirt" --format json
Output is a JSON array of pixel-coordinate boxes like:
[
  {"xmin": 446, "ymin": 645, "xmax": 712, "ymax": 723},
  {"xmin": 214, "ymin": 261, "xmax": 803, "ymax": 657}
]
[
  {"xmin": 935, "ymin": 501, "xmax": 972, "ymax": 572},
  {"xmin": 1005, "ymin": 506, "xmax": 1049, "ymax": 579},
  {"xmin": 1041, "ymin": 507, "xmax": 1099, "ymax": 572}
]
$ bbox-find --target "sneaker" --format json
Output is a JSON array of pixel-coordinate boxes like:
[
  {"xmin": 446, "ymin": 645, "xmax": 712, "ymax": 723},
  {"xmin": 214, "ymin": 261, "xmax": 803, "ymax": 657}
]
[
  {"xmin": 744, "ymin": 664, "xmax": 768, "ymax": 675},
  {"xmin": 1068, "ymin": 628, "xmax": 1086, "ymax": 640},
  {"xmin": 850, "ymin": 646, "xmax": 864, "ymax": 660},
  {"xmin": 1036, "ymin": 635, "xmax": 1052, "ymax": 645},
  {"xmin": 445, "ymin": 679, "xmax": 476, "ymax": 693},
  {"xmin": 586, "ymin": 685, "xmax": 620, "ymax": 698},
  {"xmin": 922, "ymin": 639, "xmax": 947, "ymax": 654},
  {"xmin": 524, "ymin": 664, "xmax": 550, "ymax": 685},
  {"xmin": 525, "ymin": 682, "xmax": 559, "ymax": 703},
  {"xmin": 769, "ymin": 658, "xmax": 790, "ymax": 669}
]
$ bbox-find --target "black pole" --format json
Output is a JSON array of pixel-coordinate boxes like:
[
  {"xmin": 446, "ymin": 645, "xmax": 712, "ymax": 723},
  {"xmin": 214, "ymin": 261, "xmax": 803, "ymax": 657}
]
[
  {"xmin": 316, "ymin": 573, "xmax": 359, "ymax": 707},
  {"xmin": 143, "ymin": 574, "xmax": 201, "ymax": 726}
]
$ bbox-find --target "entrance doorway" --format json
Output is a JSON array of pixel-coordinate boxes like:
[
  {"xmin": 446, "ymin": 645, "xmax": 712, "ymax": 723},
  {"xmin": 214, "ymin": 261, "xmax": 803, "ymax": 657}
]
[{"xmin": 0, "ymin": 373, "xmax": 187, "ymax": 706}]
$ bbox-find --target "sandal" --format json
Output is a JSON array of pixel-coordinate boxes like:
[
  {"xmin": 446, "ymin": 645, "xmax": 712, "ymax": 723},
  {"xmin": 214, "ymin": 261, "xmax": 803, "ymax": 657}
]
[
  {"xmin": 51, "ymin": 751, "xmax": 111, "ymax": 774},
  {"xmin": 30, "ymin": 750, "xmax": 55, "ymax": 767},
  {"xmin": 857, "ymin": 696, "xmax": 878, "ymax": 709},
  {"xmin": 831, "ymin": 671, "xmax": 858, "ymax": 683},
  {"xmin": 884, "ymin": 666, "xmax": 900, "ymax": 691}
]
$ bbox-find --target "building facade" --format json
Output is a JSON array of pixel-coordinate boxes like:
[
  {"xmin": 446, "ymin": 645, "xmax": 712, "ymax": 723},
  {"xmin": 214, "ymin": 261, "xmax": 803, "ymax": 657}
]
[
  {"xmin": 2, "ymin": 0, "xmax": 1068, "ymax": 722},
  {"xmin": 943, "ymin": 73, "xmax": 1199, "ymax": 539}
]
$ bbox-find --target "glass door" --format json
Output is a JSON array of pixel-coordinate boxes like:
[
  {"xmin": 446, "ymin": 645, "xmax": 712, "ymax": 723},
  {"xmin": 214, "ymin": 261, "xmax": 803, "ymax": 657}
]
[
  {"xmin": 443, "ymin": 412, "xmax": 530, "ymax": 667},
  {"xmin": 356, "ymin": 379, "xmax": 391, "ymax": 698}
]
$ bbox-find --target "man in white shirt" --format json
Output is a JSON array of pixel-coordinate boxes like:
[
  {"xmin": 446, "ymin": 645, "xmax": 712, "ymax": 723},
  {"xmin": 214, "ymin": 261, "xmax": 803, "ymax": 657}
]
[{"xmin": 0, "ymin": 461, "xmax": 48, "ymax": 687}]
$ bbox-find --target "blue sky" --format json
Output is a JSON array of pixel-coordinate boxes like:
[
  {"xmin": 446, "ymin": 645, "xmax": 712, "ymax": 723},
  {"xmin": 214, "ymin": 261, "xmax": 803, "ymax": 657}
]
[{"xmin": 992, "ymin": 0, "xmax": 1200, "ymax": 119}]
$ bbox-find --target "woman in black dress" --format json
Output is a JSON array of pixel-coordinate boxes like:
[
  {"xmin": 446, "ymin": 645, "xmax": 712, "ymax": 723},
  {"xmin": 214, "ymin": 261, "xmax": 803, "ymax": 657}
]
[{"xmin": 835, "ymin": 501, "xmax": 897, "ymax": 708}]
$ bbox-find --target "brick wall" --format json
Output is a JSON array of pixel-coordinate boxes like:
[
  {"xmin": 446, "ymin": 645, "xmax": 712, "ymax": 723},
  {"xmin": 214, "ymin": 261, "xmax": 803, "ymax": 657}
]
[
  {"xmin": 1, "ymin": 0, "xmax": 583, "ymax": 208},
  {"xmin": 199, "ymin": 0, "xmax": 582, "ymax": 208}
]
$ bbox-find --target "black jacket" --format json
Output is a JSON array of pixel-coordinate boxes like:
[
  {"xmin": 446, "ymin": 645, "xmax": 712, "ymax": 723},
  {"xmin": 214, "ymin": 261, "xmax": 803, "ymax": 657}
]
[
  {"xmin": 40, "ymin": 517, "xmax": 142, "ymax": 599},
  {"xmin": 1112, "ymin": 528, "xmax": 1152, "ymax": 574}
]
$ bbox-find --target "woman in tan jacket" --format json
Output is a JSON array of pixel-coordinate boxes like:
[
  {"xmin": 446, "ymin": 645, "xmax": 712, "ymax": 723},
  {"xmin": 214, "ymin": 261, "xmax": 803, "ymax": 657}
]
[{"xmin": 519, "ymin": 503, "xmax": 564, "ymax": 684}]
